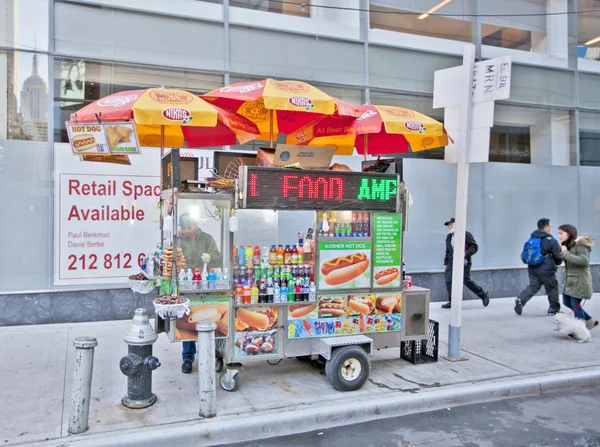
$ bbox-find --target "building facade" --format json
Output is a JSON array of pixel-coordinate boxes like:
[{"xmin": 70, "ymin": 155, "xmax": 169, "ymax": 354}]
[{"xmin": 0, "ymin": 0, "xmax": 599, "ymax": 325}]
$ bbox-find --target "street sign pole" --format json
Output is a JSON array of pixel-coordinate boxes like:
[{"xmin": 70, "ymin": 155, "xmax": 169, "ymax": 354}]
[{"xmin": 448, "ymin": 44, "xmax": 476, "ymax": 360}]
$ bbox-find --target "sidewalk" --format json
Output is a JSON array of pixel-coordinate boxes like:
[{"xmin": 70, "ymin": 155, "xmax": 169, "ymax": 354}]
[{"xmin": 2, "ymin": 296, "xmax": 600, "ymax": 447}]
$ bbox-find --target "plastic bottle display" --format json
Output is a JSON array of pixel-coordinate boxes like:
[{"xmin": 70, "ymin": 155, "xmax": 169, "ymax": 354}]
[
  {"xmin": 242, "ymin": 284, "xmax": 251, "ymax": 305},
  {"xmin": 269, "ymin": 245, "xmax": 277, "ymax": 265},
  {"xmin": 250, "ymin": 283, "xmax": 259, "ymax": 304},
  {"xmin": 238, "ymin": 245, "xmax": 246, "ymax": 267},
  {"xmin": 234, "ymin": 284, "xmax": 243, "ymax": 305},
  {"xmin": 245, "ymin": 245, "xmax": 253, "ymax": 267}
]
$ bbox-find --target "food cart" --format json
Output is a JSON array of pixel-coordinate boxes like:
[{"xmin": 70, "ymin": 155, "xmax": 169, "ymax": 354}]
[{"xmin": 155, "ymin": 162, "xmax": 431, "ymax": 392}]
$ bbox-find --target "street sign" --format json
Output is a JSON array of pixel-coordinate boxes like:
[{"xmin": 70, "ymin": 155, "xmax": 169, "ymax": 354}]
[{"xmin": 472, "ymin": 56, "xmax": 512, "ymax": 103}]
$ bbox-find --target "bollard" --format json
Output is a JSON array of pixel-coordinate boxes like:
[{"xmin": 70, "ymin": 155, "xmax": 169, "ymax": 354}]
[
  {"xmin": 68, "ymin": 336, "xmax": 98, "ymax": 435},
  {"xmin": 196, "ymin": 321, "xmax": 217, "ymax": 418}
]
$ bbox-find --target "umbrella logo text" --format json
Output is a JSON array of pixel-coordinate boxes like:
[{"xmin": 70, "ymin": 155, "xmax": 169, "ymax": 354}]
[
  {"xmin": 356, "ymin": 110, "xmax": 377, "ymax": 121},
  {"xmin": 162, "ymin": 108, "xmax": 193, "ymax": 124},
  {"xmin": 289, "ymin": 97, "xmax": 314, "ymax": 111},
  {"xmin": 270, "ymin": 80, "xmax": 309, "ymax": 93},
  {"xmin": 149, "ymin": 90, "xmax": 194, "ymax": 104},
  {"xmin": 220, "ymin": 83, "xmax": 263, "ymax": 94}
]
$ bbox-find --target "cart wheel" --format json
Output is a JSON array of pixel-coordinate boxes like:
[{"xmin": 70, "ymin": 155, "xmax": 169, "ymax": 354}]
[
  {"xmin": 215, "ymin": 357, "xmax": 224, "ymax": 373},
  {"xmin": 325, "ymin": 346, "xmax": 370, "ymax": 392},
  {"xmin": 219, "ymin": 371, "xmax": 239, "ymax": 392}
]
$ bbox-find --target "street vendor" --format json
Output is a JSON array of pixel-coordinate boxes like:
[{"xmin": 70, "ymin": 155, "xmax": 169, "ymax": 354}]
[{"xmin": 178, "ymin": 213, "xmax": 222, "ymax": 374}]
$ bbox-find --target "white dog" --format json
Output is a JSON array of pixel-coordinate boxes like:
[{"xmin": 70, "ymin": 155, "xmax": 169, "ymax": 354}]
[{"xmin": 554, "ymin": 313, "xmax": 592, "ymax": 343}]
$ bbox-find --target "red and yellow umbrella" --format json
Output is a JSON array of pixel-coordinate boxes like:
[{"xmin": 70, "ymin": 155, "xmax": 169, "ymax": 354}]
[
  {"xmin": 286, "ymin": 104, "xmax": 449, "ymax": 156},
  {"xmin": 202, "ymin": 79, "xmax": 359, "ymax": 145},
  {"xmin": 70, "ymin": 88, "xmax": 260, "ymax": 148}
]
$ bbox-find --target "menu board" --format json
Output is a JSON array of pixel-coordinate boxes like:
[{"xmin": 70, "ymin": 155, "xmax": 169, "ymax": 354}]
[
  {"xmin": 287, "ymin": 292, "xmax": 402, "ymax": 339},
  {"xmin": 318, "ymin": 241, "xmax": 372, "ymax": 291},
  {"xmin": 66, "ymin": 121, "xmax": 140, "ymax": 156},
  {"xmin": 233, "ymin": 306, "xmax": 279, "ymax": 359},
  {"xmin": 372, "ymin": 213, "xmax": 402, "ymax": 289}
]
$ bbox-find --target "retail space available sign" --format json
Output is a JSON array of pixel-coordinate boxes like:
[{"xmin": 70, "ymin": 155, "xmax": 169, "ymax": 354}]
[{"xmin": 54, "ymin": 144, "xmax": 215, "ymax": 286}]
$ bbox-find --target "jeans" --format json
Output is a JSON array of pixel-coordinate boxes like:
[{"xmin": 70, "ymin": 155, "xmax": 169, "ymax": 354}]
[
  {"xmin": 517, "ymin": 272, "xmax": 560, "ymax": 311},
  {"xmin": 182, "ymin": 341, "xmax": 196, "ymax": 362},
  {"xmin": 563, "ymin": 294, "xmax": 592, "ymax": 321},
  {"xmin": 445, "ymin": 263, "xmax": 486, "ymax": 300}
]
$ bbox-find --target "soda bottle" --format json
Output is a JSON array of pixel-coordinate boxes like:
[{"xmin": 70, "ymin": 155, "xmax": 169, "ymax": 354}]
[
  {"xmin": 253, "ymin": 266, "xmax": 260, "ymax": 282},
  {"xmin": 294, "ymin": 278, "xmax": 302, "ymax": 302},
  {"xmin": 266, "ymin": 278, "xmax": 274, "ymax": 303},
  {"xmin": 250, "ymin": 283, "xmax": 259, "ymax": 304},
  {"xmin": 284, "ymin": 245, "xmax": 292, "ymax": 265},
  {"xmin": 232, "ymin": 266, "xmax": 239, "ymax": 284},
  {"xmin": 328, "ymin": 215, "xmax": 336, "ymax": 237},
  {"xmin": 242, "ymin": 284, "xmax": 251, "ymax": 304},
  {"xmin": 234, "ymin": 284, "xmax": 243, "ymax": 305},
  {"xmin": 233, "ymin": 245, "xmax": 238, "ymax": 266},
  {"xmin": 352, "ymin": 212, "xmax": 358, "ymax": 237},
  {"xmin": 291, "ymin": 245, "xmax": 298, "ymax": 264},
  {"xmin": 269, "ymin": 244, "xmax": 277, "ymax": 265},
  {"xmin": 356, "ymin": 213, "xmax": 363, "ymax": 237},
  {"xmin": 253, "ymin": 245, "xmax": 260, "ymax": 266},
  {"xmin": 267, "ymin": 265, "xmax": 274, "ymax": 281},
  {"xmin": 244, "ymin": 245, "xmax": 253, "ymax": 267},
  {"xmin": 238, "ymin": 245, "xmax": 246, "ymax": 267},
  {"xmin": 246, "ymin": 266, "xmax": 253, "ymax": 282},
  {"xmin": 301, "ymin": 280, "xmax": 310, "ymax": 302},
  {"xmin": 273, "ymin": 281, "xmax": 281, "ymax": 303},
  {"xmin": 273, "ymin": 265, "xmax": 280, "ymax": 282},
  {"xmin": 258, "ymin": 279, "xmax": 267, "ymax": 303},
  {"xmin": 363, "ymin": 212, "xmax": 370, "ymax": 236}
]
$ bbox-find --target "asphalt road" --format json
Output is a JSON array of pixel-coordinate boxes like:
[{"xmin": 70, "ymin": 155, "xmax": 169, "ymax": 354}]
[{"xmin": 226, "ymin": 387, "xmax": 600, "ymax": 447}]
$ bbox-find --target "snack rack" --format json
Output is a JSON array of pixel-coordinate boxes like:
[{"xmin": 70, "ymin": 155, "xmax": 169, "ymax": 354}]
[{"xmin": 155, "ymin": 166, "xmax": 431, "ymax": 392}]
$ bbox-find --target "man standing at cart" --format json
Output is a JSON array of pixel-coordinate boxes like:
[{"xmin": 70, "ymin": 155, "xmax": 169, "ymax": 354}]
[
  {"xmin": 178, "ymin": 213, "xmax": 222, "ymax": 374},
  {"xmin": 441, "ymin": 218, "xmax": 490, "ymax": 309}
]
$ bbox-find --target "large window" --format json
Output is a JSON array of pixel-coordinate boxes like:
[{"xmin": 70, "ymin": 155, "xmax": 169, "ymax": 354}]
[
  {"xmin": 578, "ymin": 0, "xmax": 600, "ymax": 62},
  {"xmin": 489, "ymin": 125, "xmax": 531, "ymax": 164},
  {"xmin": 370, "ymin": 0, "xmax": 472, "ymax": 43},
  {"xmin": 230, "ymin": 0, "xmax": 310, "ymax": 17},
  {"xmin": 481, "ymin": 0, "xmax": 548, "ymax": 53},
  {"xmin": 0, "ymin": 0, "xmax": 49, "ymax": 51},
  {"xmin": 53, "ymin": 59, "xmax": 223, "ymax": 142},
  {"xmin": 580, "ymin": 112, "xmax": 600, "ymax": 166}
]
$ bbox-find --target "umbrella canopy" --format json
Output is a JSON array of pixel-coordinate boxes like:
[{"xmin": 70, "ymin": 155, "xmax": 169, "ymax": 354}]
[
  {"xmin": 286, "ymin": 104, "xmax": 449, "ymax": 155},
  {"xmin": 202, "ymin": 79, "xmax": 358, "ymax": 144},
  {"xmin": 70, "ymin": 88, "xmax": 260, "ymax": 147}
]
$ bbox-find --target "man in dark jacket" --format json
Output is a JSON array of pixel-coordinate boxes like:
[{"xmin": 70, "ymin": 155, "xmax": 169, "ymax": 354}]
[
  {"xmin": 441, "ymin": 218, "xmax": 490, "ymax": 309},
  {"xmin": 514, "ymin": 218, "xmax": 562, "ymax": 316}
]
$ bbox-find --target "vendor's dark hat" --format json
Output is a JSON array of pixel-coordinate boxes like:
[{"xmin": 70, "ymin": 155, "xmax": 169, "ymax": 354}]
[{"xmin": 444, "ymin": 218, "xmax": 456, "ymax": 226}]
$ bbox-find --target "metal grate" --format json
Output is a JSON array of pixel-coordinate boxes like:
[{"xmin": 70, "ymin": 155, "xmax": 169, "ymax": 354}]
[{"xmin": 400, "ymin": 319, "xmax": 439, "ymax": 365}]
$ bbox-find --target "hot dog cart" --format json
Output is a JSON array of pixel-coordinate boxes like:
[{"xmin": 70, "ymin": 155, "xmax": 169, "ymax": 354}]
[{"xmin": 155, "ymin": 164, "xmax": 431, "ymax": 392}]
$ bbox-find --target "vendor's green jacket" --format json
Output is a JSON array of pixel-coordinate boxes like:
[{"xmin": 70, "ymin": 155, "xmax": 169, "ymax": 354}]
[
  {"xmin": 179, "ymin": 230, "xmax": 222, "ymax": 271},
  {"xmin": 562, "ymin": 236, "xmax": 595, "ymax": 300}
]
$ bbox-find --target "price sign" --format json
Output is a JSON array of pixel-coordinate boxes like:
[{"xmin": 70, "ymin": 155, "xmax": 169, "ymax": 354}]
[
  {"xmin": 372, "ymin": 213, "xmax": 402, "ymax": 289},
  {"xmin": 240, "ymin": 167, "xmax": 399, "ymax": 212}
]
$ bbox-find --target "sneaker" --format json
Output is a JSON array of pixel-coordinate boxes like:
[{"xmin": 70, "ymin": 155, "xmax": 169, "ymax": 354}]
[
  {"xmin": 441, "ymin": 302, "xmax": 452, "ymax": 309},
  {"xmin": 547, "ymin": 308, "xmax": 559, "ymax": 316},
  {"xmin": 586, "ymin": 318, "xmax": 599, "ymax": 330},
  {"xmin": 182, "ymin": 360, "xmax": 193, "ymax": 374},
  {"xmin": 514, "ymin": 299, "xmax": 523, "ymax": 316},
  {"xmin": 482, "ymin": 291, "xmax": 490, "ymax": 307}
]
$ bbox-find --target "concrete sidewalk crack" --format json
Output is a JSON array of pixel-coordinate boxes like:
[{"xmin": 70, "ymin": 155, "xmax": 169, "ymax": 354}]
[
  {"xmin": 459, "ymin": 348, "xmax": 524, "ymax": 374},
  {"xmin": 393, "ymin": 373, "xmax": 441, "ymax": 389}
]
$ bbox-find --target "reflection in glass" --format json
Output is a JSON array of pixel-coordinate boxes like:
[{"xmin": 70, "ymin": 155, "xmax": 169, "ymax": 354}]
[
  {"xmin": 578, "ymin": 0, "xmax": 600, "ymax": 61},
  {"xmin": 1, "ymin": 50, "xmax": 49, "ymax": 141},
  {"xmin": 230, "ymin": 0, "xmax": 310, "ymax": 17},
  {"xmin": 0, "ymin": 0, "xmax": 49, "ymax": 51},
  {"xmin": 53, "ymin": 58, "xmax": 223, "ymax": 142}
]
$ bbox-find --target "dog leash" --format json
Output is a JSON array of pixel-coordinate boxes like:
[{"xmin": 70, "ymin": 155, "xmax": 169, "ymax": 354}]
[{"xmin": 567, "ymin": 301, "xmax": 585, "ymax": 316}]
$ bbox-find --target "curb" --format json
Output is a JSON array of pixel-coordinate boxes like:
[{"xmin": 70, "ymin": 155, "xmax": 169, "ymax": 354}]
[{"xmin": 36, "ymin": 368, "xmax": 600, "ymax": 447}]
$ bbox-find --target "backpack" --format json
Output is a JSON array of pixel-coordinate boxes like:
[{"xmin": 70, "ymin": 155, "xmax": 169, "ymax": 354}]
[{"xmin": 521, "ymin": 237, "xmax": 545, "ymax": 266}]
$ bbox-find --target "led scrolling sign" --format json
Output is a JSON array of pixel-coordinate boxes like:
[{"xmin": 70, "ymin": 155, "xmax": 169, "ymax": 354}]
[{"xmin": 240, "ymin": 167, "xmax": 399, "ymax": 212}]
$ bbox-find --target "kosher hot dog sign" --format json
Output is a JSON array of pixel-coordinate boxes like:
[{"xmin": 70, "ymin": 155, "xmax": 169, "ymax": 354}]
[{"xmin": 318, "ymin": 241, "xmax": 372, "ymax": 291}]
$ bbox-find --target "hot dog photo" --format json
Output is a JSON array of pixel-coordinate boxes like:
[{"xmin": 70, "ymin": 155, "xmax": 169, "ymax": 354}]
[
  {"xmin": 235, "ymin": 306, "xmax": 278, "ymax": 331},
  {"xmin": 373, "ymin": 267, "xmax": 401, "ymax": 288},
  {"xmin": 347, "ymin": 295, "xmax": 375, "ymax": 316},
  {"xmin": 318, "ymin": 242, "xmax": 372, "ymax": 290},
  {"xmin": 176, "ymin": 301, "xmax": 229, "ymax": 340},
  {"xmin": 288, "ymin": 303, "xmax": 318, "ymax": 320}
]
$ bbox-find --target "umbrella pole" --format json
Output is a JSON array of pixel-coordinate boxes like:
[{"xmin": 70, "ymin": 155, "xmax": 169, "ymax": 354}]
[
  {"xmin": 363, "ymin": 136, "xmax": 368, "ymax": 161},
  {"xmin": 160, "ymin": 125, "xmax": 165, "ymax": 187},
  {"xmin": 269, "ymin": 109, "xmax": 274, "ymax": 148}
]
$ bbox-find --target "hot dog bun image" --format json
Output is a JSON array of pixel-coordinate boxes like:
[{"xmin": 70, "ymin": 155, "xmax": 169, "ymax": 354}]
[
  {"xmin": 375, "ymin": 267, "xmax": 400, "ymax": 285},
  {"xmin": 321, "ymin": 253, "xmax": 369, "ymax": 286},
  {"xmin": 289, "ymin": 303, "xmax": 318, "ymax": 319},
  {"xmin": 319, "ymin": 297, "xmax": 347, "ymax": 318},
  {"xmin": 236, "ymin": 307, "xmax": 277, "ymax": 331},
  {"xmin": 348, "ymin": 296, "xmax": 374, "ymax": 315},
  {"xmin": 72, "ymin": 134, "xmax": 96, "ymax": 152}
]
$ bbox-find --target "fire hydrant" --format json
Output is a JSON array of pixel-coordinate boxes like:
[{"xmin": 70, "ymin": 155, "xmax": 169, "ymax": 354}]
[{"xmin": 120, "ymin": 308, "xmax": 161, "ymax": 409}]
